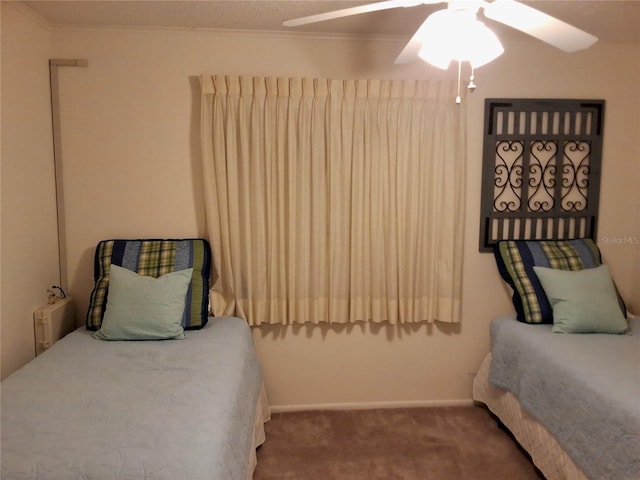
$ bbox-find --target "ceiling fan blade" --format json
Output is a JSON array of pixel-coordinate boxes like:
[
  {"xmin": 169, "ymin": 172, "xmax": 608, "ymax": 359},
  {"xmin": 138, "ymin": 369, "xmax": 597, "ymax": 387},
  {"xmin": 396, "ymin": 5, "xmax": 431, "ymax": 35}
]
[
  {"xmin": 483, "ymin": 0, "xmax": 597, "ymax": 52},
  {"xmin": 282, "ymin": 0, "xmax": 438, "ymax": 27},
  {"xmin": 394, "ymin": 17, "xmax": 432, "ymax": 64}
]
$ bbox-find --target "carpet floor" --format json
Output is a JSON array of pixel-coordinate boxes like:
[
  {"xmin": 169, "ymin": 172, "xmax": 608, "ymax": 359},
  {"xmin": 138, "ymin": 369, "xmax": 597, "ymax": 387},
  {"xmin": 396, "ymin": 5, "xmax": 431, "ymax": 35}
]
[{"xmin": 254, "ymin": 405, "xmax": 545, "ymax": 480}]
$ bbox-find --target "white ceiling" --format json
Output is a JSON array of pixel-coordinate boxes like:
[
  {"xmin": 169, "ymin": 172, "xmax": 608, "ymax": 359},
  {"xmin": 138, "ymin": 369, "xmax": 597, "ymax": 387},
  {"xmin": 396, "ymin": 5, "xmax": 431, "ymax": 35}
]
[{"xmin": 20, "ymin": 0, "xmax": 640, "ymax": 44}]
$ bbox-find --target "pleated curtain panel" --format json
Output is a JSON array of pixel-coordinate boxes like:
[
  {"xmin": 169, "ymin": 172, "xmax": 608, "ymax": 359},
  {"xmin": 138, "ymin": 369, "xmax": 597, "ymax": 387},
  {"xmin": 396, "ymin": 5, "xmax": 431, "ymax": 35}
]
[{"xmin": 200, "ymin": 75, "xmax": 466, "ymax": 326}]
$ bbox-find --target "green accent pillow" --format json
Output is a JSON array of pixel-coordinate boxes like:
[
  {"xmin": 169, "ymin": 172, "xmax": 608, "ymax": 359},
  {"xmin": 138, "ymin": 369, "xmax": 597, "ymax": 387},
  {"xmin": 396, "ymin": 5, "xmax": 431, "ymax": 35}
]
[
  {"xmin": 95, "ymin": 265, "xmax": 193, "ymax": 341},
  {"xmin": 532, "ymin": 265, "xmax": 628, "ymax": 334}
]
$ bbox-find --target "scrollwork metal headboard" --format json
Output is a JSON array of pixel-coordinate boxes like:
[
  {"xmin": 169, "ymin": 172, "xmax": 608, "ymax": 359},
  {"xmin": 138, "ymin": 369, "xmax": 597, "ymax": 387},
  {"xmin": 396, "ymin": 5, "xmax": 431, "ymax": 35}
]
[{"xmin": 479, "ymin": 99, "xmax": 605, "ymax": 252}]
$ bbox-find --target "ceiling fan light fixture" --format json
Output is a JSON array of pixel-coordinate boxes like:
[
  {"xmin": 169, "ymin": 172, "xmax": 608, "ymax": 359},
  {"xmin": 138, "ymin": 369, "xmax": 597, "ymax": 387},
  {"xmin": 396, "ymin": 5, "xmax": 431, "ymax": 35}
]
[
  {"xmin": 417, "ymin": 44, "xmax": 454, "ymax": 70},
  {"xmin": 467, "ymin": 21, "xmax": 504, "ymax": 68},
  {"xmin": 416, "ymin": 9, "xmax": 457, "ymax": 69},
  {"xmin": 417, "ymin": 8, "xmax": 504, "ymax": 70}
]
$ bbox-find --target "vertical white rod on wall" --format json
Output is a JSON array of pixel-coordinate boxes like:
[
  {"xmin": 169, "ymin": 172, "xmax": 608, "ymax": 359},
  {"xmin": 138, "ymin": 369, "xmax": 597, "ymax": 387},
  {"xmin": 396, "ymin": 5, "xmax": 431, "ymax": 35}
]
[{"xmin": 49, "ymin": 59, "xmax": 88, "ymax": 290}]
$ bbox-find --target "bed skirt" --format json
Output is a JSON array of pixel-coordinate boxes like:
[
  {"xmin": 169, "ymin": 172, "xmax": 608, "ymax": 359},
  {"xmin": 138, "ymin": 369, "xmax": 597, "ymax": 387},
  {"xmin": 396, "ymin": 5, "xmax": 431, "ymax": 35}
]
[
  {"xmin": 472, "ymin": 353, "xmax": 589, "ymax": 480},
  {"xmin": 247, "ymin": 382, "xmax": 271, "ymax": 479}
]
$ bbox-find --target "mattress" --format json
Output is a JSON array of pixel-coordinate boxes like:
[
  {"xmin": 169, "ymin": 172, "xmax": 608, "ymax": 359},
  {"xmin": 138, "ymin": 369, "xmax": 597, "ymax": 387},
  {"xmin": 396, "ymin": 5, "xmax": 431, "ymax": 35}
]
[
  {"xmin": 1, "ymin": 316, "xmax": 270, "ymax": 480},
  {"xmin": 477, "ymin": 315, "xmax": 640, "ymax": 480}
]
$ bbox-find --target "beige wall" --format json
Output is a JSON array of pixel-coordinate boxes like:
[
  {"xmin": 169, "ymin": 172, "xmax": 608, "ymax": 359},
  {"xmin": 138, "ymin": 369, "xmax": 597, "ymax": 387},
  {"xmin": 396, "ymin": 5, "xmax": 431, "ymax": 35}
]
[
  {"xmin": 50, "ymin": 26, "xmax": 640, "ymax": 409},
  {"xmin": 1, "ymin": 4, "xmax": 60, "ymax": 379},
  {"xmin": 3, "ymin": 5, "xmax": 638, "ymax": 404}
]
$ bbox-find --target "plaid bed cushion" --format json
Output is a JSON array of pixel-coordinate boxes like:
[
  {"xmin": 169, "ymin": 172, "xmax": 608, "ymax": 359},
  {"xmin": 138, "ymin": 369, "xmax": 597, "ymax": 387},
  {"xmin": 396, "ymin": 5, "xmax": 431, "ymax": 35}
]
[
  {"xmin": 494, "ymin": 238, "xmax": 626, "ymax": 324},
  {"xmin": 86, "ymin": 239, "xmax": 211, "ymax": 331}
]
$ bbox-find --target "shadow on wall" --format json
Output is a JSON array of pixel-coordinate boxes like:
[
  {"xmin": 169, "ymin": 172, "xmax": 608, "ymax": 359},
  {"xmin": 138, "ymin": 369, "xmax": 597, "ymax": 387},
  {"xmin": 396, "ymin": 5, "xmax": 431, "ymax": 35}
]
[
  {"xmin": 256, "ymin": 318, "xmax": 462, "ymax": 342},
  {"xmin": 71, "ymin": 246, "xmax": 97, "ymax": 328}
]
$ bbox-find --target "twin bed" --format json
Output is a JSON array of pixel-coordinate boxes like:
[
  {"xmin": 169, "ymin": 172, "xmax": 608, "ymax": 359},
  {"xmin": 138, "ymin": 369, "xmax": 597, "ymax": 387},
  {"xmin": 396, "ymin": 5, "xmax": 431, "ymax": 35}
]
[
  {"xmin": 473, "ymin": 238, "xmax": 639, "ymax": 480},
  {"xmin": 473, "ymin": 315, "xmax": 639, "ymax": 480},
  {"xmin": 1, "ymin": 239, "xmax": 270, "ymax": 480},
  {"xmin": 1, "ymin": 317, "xmax": 269, "ymax": 480}
]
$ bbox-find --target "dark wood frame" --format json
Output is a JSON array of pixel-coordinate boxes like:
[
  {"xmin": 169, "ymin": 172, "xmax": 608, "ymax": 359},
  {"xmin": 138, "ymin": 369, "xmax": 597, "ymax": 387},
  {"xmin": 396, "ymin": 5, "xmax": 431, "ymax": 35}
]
[{"xmin": 479, "ymin": 98, "xmax": 605, "ymax": 252}]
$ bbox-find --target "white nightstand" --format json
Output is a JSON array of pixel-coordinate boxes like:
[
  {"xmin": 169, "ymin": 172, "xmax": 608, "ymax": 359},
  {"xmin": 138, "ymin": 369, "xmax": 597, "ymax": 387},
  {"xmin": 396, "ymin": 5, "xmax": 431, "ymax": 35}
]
[{"xmin": 33, "ymin": 297, "xmax": 76, "ymax": 355}]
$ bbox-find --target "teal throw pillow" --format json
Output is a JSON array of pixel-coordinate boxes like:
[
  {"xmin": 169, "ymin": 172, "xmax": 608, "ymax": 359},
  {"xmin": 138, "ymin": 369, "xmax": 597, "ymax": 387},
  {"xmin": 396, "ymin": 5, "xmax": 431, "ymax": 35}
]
[
  {"xmin": 532, "ymin": 265, "xmax": 628, "ymax": 334},
  {"xmin": 95, "ymin": 265, "xmax": 193, "ymax": 340}
]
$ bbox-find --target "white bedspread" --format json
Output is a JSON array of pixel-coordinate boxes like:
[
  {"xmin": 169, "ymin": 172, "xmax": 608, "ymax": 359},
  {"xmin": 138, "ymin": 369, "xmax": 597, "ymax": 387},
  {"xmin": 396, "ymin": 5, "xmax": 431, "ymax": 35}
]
[
  {"xmin": 489, "ymin": 315, "xmax": 640, "ymax": 480},
  {"xmin": 1, "ymin": 316, "xmax": 264, "ymax": 480}
]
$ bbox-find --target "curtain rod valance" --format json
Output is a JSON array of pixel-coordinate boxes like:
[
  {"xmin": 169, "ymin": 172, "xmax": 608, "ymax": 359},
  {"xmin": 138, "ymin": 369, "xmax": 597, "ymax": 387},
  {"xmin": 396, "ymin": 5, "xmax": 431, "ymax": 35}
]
[{"xmin": 200, "ymin": 75, "xmax": 458, "ymax": 100}]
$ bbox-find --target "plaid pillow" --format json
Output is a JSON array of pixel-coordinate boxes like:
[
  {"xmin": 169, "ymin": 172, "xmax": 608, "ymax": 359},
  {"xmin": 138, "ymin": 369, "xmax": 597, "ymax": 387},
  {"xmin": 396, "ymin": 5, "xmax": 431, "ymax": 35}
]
[
  {"xmin": 494, "ymin": 238, "xmax": 626, "ymax": 324},
  {"xmin": 86, "ymin": 239, "xmax": 211, "ymax": 331}
]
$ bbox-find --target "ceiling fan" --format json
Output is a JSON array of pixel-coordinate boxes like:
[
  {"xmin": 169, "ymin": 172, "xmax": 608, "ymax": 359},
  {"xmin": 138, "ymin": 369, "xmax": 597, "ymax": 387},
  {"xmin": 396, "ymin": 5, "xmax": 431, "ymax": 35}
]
[
  {"xmin": 282, "ymin": 0, "xmax": 598, "ymax": 101},
  {"xmin": 282, "ymin": 0, "xmax": 597, "ymax": 64}
]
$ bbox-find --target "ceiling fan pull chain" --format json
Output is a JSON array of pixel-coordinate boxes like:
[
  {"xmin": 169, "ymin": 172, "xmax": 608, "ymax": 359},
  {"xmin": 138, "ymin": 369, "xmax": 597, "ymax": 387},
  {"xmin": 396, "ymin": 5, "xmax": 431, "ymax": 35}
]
[{"xmin": 468, "ymin": 67, "xmax": 477, "ymax": 93}]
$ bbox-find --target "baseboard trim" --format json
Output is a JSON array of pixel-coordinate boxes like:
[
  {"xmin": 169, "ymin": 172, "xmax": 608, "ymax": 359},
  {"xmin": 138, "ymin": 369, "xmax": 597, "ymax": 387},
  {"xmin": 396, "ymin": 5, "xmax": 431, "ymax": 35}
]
[{"xmin": 270, "ymin": 398, "xmax": 474, "ymax": 413}]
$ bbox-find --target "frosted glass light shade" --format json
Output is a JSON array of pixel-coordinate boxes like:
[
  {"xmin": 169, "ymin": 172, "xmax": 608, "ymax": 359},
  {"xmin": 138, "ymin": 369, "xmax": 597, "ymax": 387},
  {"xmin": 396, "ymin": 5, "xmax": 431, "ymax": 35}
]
[
  {"xmin": 417, "ymin": 9, "xmax": 504, "ymax": 69},
  {"xmin": 466, "ymin": 20, "xmax": 504, "ymax": 67}
]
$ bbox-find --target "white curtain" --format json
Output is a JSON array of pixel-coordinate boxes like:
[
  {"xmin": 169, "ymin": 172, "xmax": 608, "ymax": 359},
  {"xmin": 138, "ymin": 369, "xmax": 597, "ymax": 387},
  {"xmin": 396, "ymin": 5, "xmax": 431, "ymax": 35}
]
[{"xmin": 200, "ymin": 75, "xmax": 466, "ymax": 326}]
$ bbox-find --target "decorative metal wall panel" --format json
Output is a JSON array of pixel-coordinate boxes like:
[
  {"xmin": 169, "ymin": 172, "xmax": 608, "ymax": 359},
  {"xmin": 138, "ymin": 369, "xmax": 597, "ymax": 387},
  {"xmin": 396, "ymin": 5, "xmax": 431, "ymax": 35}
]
[{"xmin": 479, "ymin": 99, "xmax": 604, "ymax": 252}]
